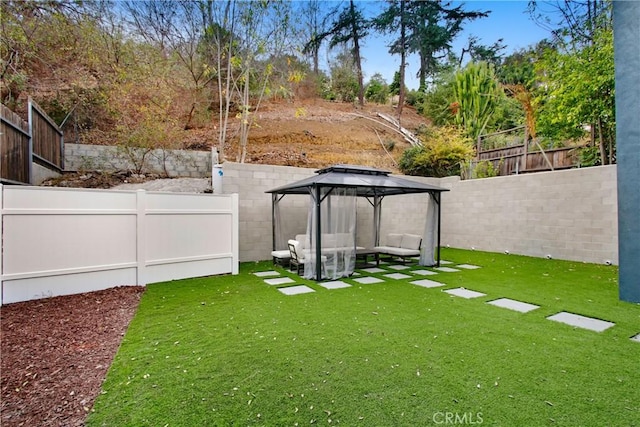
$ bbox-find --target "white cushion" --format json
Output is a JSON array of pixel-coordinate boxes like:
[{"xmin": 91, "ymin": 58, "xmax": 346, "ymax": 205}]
[
  {"xmin": 288, "ymin": 239, "xmax": 304, "ymax": 260},
  {"xmin": 374, "ymin": 246, "xmax": 420, "ymax": 257},
  {"xmin": 401, "ymin": 234, "xmax": 422, "ymax": 250},
  {"xmin": 295, "ymin": 234, "xmax": 309, "ymax": 249},
  {"xmin": 271, "ymin": 250, "xmax": 291, "ymax": 258},
  {"xmin": 386, "ymin": 233, "xmax": 403, "ymax": 247}
]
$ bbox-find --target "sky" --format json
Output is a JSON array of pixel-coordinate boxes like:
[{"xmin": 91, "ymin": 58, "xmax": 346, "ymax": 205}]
[{"xmin": 353, "ymin": 0, "xmax": 552, "ymax": 89}]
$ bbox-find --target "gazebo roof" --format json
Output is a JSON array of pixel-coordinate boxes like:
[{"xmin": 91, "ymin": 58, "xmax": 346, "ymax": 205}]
[{"xmin": 266, "ymin": 164, "xmax": 448, "ymax": 197}]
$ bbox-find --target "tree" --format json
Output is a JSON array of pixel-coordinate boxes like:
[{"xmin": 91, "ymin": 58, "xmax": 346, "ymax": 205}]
[
  {"xmin": 372, "ymin": 0, "xmax": 409, "ymax": 117},
  {"xmin": 534, "ymin": 27, "xmax": 615, "ymax": 164},
  {"xmin": 326, "ymin": 0, "xmax": 368, "ymax": 106},
  {"xmin": 328, "ymin": 47, "xmax": 359, "ymax": 103},
  {"xmin": 365, "ymin": 73, "xmax": 389, "ymax": 104},
  {"xmin": 299, "ymin": 0, "xmax": 333, "ymax": 75},
  {"xmin": 459, "ymin": 35, "xmax": 506, "ymax": 68},
  {"xmin": 527, "ymin": 0, "xmax": 612, "ymax": 49},
  {"xmin": 405, "ymin": 1, "xmax": 488, "ymax": 91},
  {"xmin": 452, "ymin": 62, "xmax": 503, "ymax": 141}
]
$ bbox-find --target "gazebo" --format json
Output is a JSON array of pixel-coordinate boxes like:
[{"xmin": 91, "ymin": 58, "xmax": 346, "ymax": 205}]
[{"xmin": 266, "ymin": 165, "xmax": 449, "ymax": 281}]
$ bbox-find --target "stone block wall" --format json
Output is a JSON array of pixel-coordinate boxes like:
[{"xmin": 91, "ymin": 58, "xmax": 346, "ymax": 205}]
[
  {"xmin": 439, "ymin": 165, "xmax": 618, "ymax": 265},
  {"xmin": 222, "ymin": 162, "xmax": 316, "ymax": 262},
  {"xmin": 64, "ymin": 143, "xmax": 212, "ymax": 178},
  {"xmin": 222, "ymin": 162, "xmax": 618, "ymax": 265}
]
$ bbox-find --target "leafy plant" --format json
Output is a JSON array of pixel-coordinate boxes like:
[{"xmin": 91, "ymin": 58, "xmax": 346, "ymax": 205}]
[
  {"xmin": 452, "ymin": 62, "xmax": 503, "ymax": 140},
  {"xmin": 399, "ymin": 126, "xmax": 473, "ymax": 177},
  {"xmin": 364, "ymin": 73, "xmax": 389, "ymax": 104}
]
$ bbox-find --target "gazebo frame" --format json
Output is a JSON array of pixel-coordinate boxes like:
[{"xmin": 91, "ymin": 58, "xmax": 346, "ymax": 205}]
[{"xmin": 266, "ymin": 165, "xmax": 449, "ymax": 281}]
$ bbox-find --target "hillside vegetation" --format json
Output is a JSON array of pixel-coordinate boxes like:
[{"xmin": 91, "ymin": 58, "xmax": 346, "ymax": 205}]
[{"xmin": 2, "ymin": 1, "xmax": 615, "ymax": 177}]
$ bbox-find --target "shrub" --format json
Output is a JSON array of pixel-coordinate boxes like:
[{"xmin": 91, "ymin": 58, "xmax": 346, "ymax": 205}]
[{"xmin": 399, "ymin": 126, "xmax": 474, "ymax": 177}]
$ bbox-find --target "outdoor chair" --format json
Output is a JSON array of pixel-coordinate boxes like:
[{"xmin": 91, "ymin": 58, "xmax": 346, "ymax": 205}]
[{"xmin": 288, "ymin": 239, "xmax": 326, "ymax": 277}]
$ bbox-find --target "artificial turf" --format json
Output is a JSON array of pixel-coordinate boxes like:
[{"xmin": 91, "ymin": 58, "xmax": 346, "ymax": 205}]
[{"xmin": 86, "ymin": 248, "xmax": 640, "ymax": 426}]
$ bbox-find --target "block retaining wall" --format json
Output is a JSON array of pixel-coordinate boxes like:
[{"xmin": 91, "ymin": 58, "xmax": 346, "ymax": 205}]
[
  {"xmin": 221, "ymin": 163, "xmax": 618, "ymax": 266},
  {"xmin": 64, "ymin": 143, "xmax": 212, "ymax": 178}
]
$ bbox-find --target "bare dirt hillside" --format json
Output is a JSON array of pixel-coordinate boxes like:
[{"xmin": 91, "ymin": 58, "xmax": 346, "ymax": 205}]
[{"xmin": 207, "ymin": 99, "xmax": 428, "ymax": 172}]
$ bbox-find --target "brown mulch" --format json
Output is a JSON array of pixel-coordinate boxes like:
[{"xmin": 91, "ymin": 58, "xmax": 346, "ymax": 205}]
[{"xmin": 1, "ymin": 286, "xmax": 145, "ymax": 427}]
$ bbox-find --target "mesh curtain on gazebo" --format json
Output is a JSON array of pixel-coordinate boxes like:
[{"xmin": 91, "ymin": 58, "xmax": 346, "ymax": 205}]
[
  {"xmin": 304, "ymin": 187, "xmax": 356, "ymax": 280},
  {"xmin": 419, "ymin": 193, "xmax": 439, "ymax": 267}
]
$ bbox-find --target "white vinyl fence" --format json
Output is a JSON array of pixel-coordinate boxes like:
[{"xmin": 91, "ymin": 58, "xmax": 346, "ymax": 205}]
[{"xmin": 0, "ymin": 184, "xmax": 238, "ymax": 305}]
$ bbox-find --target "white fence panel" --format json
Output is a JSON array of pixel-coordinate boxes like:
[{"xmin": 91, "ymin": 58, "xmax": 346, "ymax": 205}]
[{"xmin": 0, "ymin": 185, "xmax": 238, "ymax": 305}]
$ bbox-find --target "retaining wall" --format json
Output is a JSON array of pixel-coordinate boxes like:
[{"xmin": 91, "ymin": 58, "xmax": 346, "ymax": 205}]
[
  {"xmin": 222, "ymin": 163, "xmax": 618, "ymax": 265},
  {"xmin": 64, "ymin": 143, "xmax": 212, "ymax": 178}
]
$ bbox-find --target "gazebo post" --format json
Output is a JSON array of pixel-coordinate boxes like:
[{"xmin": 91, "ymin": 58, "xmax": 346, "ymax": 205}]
[
  {"xmin": 436, "ymin": 192, "xmax": 442, "ymax": 267},
  {"xmin": 271, "ymin": 193, "xmax": 277, "ymax": 252},
  {"xmin": 315, "ymin": 186, "xmax": 323, "ymax": 280}
]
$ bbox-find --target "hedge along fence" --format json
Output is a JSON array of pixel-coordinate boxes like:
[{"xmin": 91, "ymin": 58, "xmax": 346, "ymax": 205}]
[{"xmin": 0, "ymin": 184, "xmax": 238, "ymax": 305}]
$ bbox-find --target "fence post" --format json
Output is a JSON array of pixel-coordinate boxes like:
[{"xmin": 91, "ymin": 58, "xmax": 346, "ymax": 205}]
[
  {"xmin": 136, "ymin": 189, "xmax": 147, "ymax": 286},
  {"xmin": 27, "ymin": 99, "xmax": 34, "ymax": 184},
  {"xmin": 231, "ymin": 193, "xmax": 239, "ymax": 275},
  {"xmin": 0, "ymin": 184, "xmax": 3, "ymax": 305}
]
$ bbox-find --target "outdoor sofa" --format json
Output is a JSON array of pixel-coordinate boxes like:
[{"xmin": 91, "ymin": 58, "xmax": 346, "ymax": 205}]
[{"xmin": 374, "ymin": 233, "xmax": 422, "ymax": 264}]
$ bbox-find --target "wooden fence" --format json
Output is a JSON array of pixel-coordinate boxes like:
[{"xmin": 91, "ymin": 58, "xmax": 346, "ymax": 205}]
[
  {"xmin": 476, "ymin": 144, "xmax": 581, "ymax": 176},
  {"xmin": 29, "ymin": 99, "xmax": 64, "ymax": 171},
  {"xmin": 469, "ymin": 127, "xmax": 582, "ymax": 177},
  {"xmin": 0, "ymin": 99, "xmax": 63, "ymax": 185},
  {"xmin": 0, "ymin": 104, "xmax": 31, "ymax": 184}
]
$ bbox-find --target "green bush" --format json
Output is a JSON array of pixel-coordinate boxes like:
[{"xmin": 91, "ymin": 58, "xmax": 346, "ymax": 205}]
[{"xmin": 399, "ymin": 126, "xmax": 474, "ymax": 177}]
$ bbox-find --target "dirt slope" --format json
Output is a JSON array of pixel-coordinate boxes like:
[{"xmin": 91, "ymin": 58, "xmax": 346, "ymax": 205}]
[{"xmin": 220, "ymin": 99, "xmax": 428, "ymax": 172}]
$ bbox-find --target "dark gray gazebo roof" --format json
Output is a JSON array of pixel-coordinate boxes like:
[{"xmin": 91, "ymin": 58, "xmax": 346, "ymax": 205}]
[{"xmin": 266, "ymin": 164, "xmax": 449, "ymax": 197}]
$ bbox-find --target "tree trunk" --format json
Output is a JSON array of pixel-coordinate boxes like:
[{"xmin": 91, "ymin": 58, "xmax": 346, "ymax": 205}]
[
  {"xmin": 397, "ymin": 0, "xmax": 406, "ymax": 121},
  {"xmin": 418, "ymin": 53, "xmax": 427, "ymax": 92},
  {"xmin": 597, "ymin": 117, "xmax": 608, "ymax": 165},
  {"xmin": 349, "ymin": 0, "xmax": 364, "ymax": 107}
]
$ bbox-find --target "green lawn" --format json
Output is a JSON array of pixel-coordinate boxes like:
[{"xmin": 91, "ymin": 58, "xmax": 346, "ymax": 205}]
[{"xmin": 87, "ymin": 249, "xmax": 640, "ymax": 426}]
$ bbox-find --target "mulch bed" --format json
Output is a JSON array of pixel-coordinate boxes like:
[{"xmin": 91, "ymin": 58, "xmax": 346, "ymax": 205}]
[{"xmin": 1, "ymin": 286, "xmax": 145, "ymax": 427}]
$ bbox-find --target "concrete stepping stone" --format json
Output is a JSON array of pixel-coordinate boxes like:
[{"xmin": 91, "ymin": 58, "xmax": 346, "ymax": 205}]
[
  {"xmin": 319, "ymin": 280, "xmax": 351, "ymax": 290},
  {"xmin": 387, "ymin": 265, "xmax": 411, "ymax": 270},
  {"xmin": 444, "ymin": 287, "xmax": 486, "ymax": 299},
  {"xmin": 434, "ymin": 267, "xmax": 460, "ymax": 273},
  {"xmin": 278, "ymin": 285, "xmax": 315, "ymax": 295},
  {"xmin": 411, "ymin": 279, "xmax": 446, "ymax": 288},
  {"xmin": 457, "ymin": 264, "xmax": 481, "ymax": 270},
  {"xmin": 547, "ymin": 312, "xmax": 615, "ymax": 332},
  {"xmin": 254, "ymin": 271, "xmax": 280, "ymax": 277},
  {"xmin": 631, "ymin": 333, "xmax": 640, "ymax": 343},
  {"xmin": 440, "ymin": 260, "xmax": 453, "ymax": 265},
  {"xmin": 353, "ymin": 276, "xmax": 384, "ymax": 284},
  {"xmin": 361, "ymin": 267, "xmax": 386, "ymax": 273},
  {"xmin": 412, "ymin": 269, "xmax": 438, "ymax": 276},
  {"xmin": 487, "ymin": 298, "xmax": 539, "ymax": 313},
  {"xmin": 264, "ymin": 277, "xmax": 295, "ymax": 286},
  {"xmin": 383, "ymin": 273, "xmax": 412, "ymax": 280}
]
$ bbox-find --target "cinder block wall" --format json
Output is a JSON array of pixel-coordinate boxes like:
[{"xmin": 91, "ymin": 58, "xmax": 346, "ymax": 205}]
[
  {"xmin": 224, "ymin": 162, "xmax": 618, "ymax": 265},
  {"xmin": 65, "ymin": 143, "xmax": 212, "ymax": 177},
  {"xmin": 222, "ymin": 163, "xmax": 316, "ymax": 262},
  {"xmin": 439, "ymin": 165, "xmax": 618, "ymax": 265}
]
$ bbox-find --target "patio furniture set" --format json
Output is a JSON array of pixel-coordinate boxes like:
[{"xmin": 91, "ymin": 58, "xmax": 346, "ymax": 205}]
[{"xmin": 272, "ymin": 232, "xmax": 423, "ymax": 276}]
